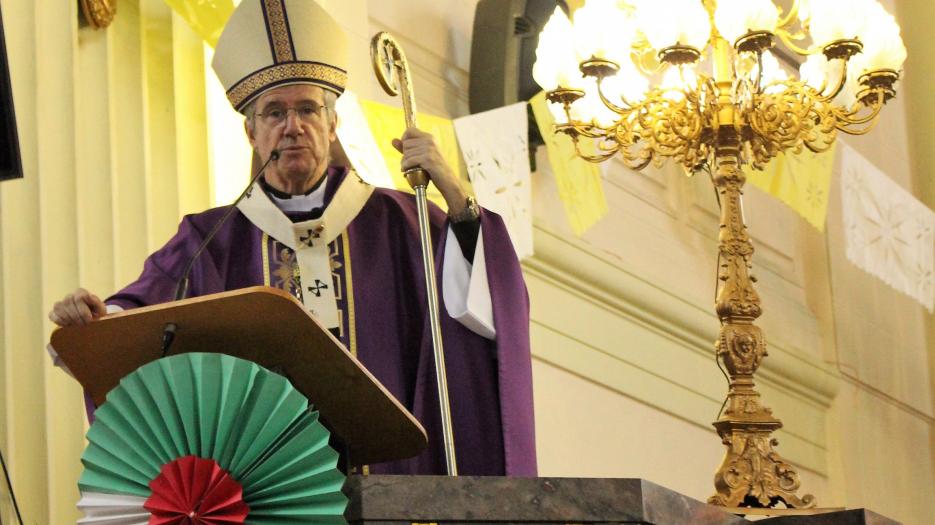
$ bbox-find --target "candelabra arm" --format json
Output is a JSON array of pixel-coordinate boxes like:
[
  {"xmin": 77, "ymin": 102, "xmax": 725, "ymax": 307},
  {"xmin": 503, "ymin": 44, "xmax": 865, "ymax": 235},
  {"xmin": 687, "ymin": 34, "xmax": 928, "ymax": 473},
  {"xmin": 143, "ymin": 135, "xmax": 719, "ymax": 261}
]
[
  {"xmin": 595, "ymin": 76, "xmax": 634, "ymax": 114},
  {"xmin": 837, "ymin": 95, "xmax": 886, "ymax": 131},
  {"xmin": 775, "ymin": 28, "xmax": 820, "ymax": 57},
  {"xmin": 755, "ymin": 51, "xmax": 765, "ymax": 94},
  {"xmin": 561, "ymin": 102, "xmax": 575, "ymax": 131},
  {"xmin": 776, "ymin": 0, "xmax": 802, "ymax": 31},
  {"xmin": 837, "ymin": 117, "xmax": 883, "ymax": 136},
  {"xmin": 621, "ymin": 150, "xmax": 653, "ymax": 171},
  {"xmin": 569, "ymin": 133, "xmax": 621, "ymax": 163},
  {"xmin": 632, "ymin": 38, "xmax": 664, "ymax": 76},
  {"xmin": 562, "ymin": 122, "xmax": 609, "ymax": 140},
  {"xmin": 803, "ymin": 140, "xmax": 834, "ymax": 154},
  {"xmin": 816, "ymin": 58, "xmax": 850, "ymax": 102}
]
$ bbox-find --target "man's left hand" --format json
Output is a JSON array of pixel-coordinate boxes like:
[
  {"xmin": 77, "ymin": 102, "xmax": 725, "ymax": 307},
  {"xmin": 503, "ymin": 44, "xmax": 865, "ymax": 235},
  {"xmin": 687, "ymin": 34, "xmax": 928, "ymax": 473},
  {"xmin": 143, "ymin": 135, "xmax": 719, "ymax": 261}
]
[{"xmin": 392, "ymin": 128, "xmax": 470, "ymax": 216}]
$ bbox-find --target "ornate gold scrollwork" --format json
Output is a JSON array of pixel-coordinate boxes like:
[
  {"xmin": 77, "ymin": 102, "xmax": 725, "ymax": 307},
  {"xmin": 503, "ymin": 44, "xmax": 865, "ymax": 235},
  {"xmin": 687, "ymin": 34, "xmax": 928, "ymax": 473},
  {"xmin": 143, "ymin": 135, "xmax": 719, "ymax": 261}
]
[
  {"xmin": 717, "ymin": 325, "xmax": 766, "ymax": 376},
  {"xmin": 710, "ymin": 430, "xmax": 815, "ymax": 509},
  {"xmin": 707, "ymin": 150, "xmax": 815, "ymax": 510},
  {"xmin": 79, "ymin": 0, "xmax": 116, "ymax": 30}
]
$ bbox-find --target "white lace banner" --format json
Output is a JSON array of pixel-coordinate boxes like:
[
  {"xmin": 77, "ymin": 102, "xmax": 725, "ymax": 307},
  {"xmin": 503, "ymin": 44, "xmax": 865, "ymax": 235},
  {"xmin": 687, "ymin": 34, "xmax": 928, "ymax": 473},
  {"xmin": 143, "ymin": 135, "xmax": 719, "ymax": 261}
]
[
  {"xmin": 840, "ymin": 144, "xmax": 935, "ymax": 311},
  {"xmin": 453, "ymin": 103, "xmax": 533, "ymax": 259}
]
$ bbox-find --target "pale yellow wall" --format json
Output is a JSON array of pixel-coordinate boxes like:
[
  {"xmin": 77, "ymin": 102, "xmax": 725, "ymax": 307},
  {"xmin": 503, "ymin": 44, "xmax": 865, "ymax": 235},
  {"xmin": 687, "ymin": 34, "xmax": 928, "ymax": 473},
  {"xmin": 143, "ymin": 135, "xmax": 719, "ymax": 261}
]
[
  {"xmin": 0, "ymin": 1, "xmax": 932, "ymax": 524},
  {"xmin": 0, "ymin": 0, "xmax": 210, "ymax": 522}
]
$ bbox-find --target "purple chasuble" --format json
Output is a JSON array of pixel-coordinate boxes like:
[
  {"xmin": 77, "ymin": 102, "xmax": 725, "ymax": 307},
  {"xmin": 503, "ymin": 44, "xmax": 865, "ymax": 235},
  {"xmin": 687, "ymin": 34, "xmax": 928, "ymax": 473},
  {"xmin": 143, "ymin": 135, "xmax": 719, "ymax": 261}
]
[{"xmin": 103, "ymin": 167, "xmax": 537, "ymax": 476}]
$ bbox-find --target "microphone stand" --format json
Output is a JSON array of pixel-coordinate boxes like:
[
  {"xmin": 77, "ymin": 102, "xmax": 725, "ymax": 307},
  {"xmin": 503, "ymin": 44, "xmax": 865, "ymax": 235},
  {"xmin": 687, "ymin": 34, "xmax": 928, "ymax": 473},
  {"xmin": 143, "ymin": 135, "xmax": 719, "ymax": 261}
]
[
  {"xmin": 0, "ymin": 447, "xmax": 24, "ymax": 525},
  {"xmin": 160, "ymin": 150, "xmax": 280, "ymax": 357}
]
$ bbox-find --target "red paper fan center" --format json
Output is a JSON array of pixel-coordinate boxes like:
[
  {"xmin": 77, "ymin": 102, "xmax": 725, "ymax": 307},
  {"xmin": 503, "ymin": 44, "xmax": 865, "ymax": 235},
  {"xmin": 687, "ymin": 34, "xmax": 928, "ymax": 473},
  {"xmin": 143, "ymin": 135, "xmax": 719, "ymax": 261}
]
[{"xmin": 145, "ymin": 455, "xmax": 249, "ymax": 525}]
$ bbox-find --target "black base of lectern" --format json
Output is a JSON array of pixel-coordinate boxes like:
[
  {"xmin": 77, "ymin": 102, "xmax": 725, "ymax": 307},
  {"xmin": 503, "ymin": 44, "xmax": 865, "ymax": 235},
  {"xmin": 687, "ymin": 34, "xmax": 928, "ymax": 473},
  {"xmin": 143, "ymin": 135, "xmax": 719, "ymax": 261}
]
[{"xmin": 344, "ymin": 476, "xmax": 901, "ymax": 525}]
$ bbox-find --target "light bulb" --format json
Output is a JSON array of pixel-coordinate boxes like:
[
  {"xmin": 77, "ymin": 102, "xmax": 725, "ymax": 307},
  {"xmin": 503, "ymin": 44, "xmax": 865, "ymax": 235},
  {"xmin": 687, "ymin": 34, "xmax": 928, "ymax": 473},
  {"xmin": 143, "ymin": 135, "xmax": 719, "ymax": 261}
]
[
  {"xmin": 616, "ymin": 64, "xmax": 651, "ymax": 104},
  {"xmin": 533, "ymin": 8, "xmax": 584, "ymax": 91},
  {"xmin": 808, "ymin": 0, "xmax": 873, "ymax": 47},
  {"xmin": 547, "ymin": 100, "xmax": 568, "ymax": 125},
  {"xmin": 797, "ymin": 0, "xmax": 811, "ymax": 24},
  {"xmin": 821, "ymin": 53, "xmax": 863, "ymax": 108},
  {"xmin": 858, "ymin": 1, "xmax": 906, "ymax": 73},
  {"xmin": 634, "ymin": 0, "xmax": 711, "ymax": 51},
  {"xmin": 660, "ymin": 64, "xmax": 697, "ymax": 101},
  {"xmin": 715, "ymin": 0, "xmax": 780, "ymax": 45},
  {"xmin": 800, "ymin": 53, "xmax": 829, "ymax": 90},
  {"xmin": 759, "ymin": 51, "xmax": 788, "ymax": 94},
  {"xmin": 573, "ymin": 0, "xmax": 636, "ymax": 65},
  {"xmin": 532, "ymin": 60, "xmax": 560, "ymax": 93},
  {"xmin": 570, "ymin": 78, "xmax": 621, "ymax": 128},
  {"xmin": 597, "ymin": 66, "xmax": 649, "ymax": 107}
]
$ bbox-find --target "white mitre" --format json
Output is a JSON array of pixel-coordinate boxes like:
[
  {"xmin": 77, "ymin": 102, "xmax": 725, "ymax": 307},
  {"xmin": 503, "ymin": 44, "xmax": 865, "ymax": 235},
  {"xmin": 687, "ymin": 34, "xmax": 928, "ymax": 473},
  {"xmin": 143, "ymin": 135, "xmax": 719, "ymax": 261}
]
[{"xmin": 211, "ymin": 0, "xmax": 349, "ymax": 113}]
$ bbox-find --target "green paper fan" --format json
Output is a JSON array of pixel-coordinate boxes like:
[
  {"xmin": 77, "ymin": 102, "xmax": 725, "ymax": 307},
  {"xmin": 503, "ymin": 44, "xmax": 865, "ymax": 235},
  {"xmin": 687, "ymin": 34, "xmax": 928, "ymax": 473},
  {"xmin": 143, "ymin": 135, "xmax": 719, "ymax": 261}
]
[{"xmin": 78, "ymin": 352, "xmax": 347, "ymax": 524}]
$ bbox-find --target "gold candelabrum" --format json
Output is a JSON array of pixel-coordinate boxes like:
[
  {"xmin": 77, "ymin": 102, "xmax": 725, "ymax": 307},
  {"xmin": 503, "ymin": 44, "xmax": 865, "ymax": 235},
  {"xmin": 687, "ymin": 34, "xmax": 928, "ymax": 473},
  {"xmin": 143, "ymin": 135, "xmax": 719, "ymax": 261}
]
[{"xmin": 534, "ymin": 0, "xmax": 906, "ymax": 510}]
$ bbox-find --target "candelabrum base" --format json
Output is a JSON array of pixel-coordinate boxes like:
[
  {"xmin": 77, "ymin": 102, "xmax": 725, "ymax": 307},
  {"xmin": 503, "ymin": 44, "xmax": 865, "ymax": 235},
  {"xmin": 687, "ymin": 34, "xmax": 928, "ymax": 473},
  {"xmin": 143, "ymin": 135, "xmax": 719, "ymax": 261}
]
[
  {"xmin": 708, "ymin": 424, "xmax": 816, "ymax": 509},
  {"xmin": 722, "ymin": 506, "xmax": 846, "ymax": 517}
]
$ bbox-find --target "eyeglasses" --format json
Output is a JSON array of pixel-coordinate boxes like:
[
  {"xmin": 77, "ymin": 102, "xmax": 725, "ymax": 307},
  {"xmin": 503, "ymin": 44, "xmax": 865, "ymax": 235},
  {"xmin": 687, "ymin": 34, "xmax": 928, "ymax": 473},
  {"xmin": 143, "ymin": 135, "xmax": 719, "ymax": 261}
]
[{"xmin": 254, "ymin": 102, "xmax": 328, "ymax": 126}]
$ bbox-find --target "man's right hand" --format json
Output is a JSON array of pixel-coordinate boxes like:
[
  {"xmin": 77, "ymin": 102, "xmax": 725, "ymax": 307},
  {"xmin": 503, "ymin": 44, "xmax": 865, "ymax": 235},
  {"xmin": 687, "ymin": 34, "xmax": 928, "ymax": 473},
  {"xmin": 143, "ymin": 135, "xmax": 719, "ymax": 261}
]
[{"xmin": 49, "ymin": 288, "xmax": 107, "ymax": 327}]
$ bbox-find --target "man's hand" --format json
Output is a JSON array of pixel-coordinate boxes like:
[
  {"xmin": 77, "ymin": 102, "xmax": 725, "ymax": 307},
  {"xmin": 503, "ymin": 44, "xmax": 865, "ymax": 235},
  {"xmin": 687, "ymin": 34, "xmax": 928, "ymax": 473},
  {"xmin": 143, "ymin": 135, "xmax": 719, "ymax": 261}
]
[
  {"xmin": 393, "ymin": 128, "xmax": 470, "ymax": 216},
  {"xmin": 48, "ymin": 288, "xmax": 107, "ymax": 327}
]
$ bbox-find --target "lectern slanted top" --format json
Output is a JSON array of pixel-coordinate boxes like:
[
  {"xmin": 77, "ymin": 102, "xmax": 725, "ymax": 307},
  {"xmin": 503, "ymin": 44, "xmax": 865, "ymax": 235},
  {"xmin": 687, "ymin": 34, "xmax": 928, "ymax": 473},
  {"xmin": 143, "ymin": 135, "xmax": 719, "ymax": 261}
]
[{"xmin": 51, "ymin": 286, "xmax": 427, "ymax": 467}]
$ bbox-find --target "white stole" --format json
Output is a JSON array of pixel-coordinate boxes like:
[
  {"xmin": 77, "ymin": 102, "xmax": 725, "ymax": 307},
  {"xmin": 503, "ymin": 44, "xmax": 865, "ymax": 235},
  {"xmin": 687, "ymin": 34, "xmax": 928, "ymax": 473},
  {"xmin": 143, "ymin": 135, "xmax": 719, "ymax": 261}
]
[{"xmin": 237, "ymin": 172, "xmax": 374, "ymax": 328}]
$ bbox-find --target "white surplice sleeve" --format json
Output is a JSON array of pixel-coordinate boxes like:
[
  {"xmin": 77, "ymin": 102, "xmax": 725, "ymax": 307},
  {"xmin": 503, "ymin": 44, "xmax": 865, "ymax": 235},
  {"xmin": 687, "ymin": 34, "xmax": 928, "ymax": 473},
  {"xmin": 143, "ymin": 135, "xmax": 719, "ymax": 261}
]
[{"xmin": 442, "ymin": 226, "xmax": 496, "ymax": 339}]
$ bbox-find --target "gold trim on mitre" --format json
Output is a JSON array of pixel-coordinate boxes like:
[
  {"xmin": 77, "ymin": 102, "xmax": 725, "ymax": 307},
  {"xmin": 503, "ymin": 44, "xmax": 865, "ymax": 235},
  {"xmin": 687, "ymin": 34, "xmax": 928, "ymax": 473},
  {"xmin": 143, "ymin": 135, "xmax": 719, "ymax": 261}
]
[
  {"xmin": 227, "ymin": 62, "xmax": 348, "ymax": 111},
  {"xmin": 212, "ymin": 0, "xmax": 348, "ymax": 113}
]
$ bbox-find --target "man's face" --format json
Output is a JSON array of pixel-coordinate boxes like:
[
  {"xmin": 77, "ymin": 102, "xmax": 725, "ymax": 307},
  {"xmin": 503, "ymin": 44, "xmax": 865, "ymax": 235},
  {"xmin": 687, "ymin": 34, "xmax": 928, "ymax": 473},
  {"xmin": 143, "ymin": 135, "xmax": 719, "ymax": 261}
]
[{"xmin": 246, "ymin": 84, "xmax": 336, "ymax": 193}]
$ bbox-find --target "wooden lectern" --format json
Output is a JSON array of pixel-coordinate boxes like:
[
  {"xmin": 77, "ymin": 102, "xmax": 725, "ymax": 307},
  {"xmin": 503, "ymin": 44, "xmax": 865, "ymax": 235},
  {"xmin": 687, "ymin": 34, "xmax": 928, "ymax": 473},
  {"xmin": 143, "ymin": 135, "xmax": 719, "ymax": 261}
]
[
  {"xmin": 51, "ymin": 286, "xmax": 903, "ymax": 525},
  {"xmin": 51, "ymin": 286, "xmax": 427, "ymax": 467}
]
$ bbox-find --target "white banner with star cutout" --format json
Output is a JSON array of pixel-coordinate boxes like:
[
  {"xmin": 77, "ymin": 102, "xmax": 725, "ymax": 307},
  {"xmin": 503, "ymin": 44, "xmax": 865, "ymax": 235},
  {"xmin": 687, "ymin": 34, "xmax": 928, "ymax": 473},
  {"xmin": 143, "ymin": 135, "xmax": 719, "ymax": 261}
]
[{"xmin": 840, "ymin": 144, "xmax": 935, "ymax": 311}]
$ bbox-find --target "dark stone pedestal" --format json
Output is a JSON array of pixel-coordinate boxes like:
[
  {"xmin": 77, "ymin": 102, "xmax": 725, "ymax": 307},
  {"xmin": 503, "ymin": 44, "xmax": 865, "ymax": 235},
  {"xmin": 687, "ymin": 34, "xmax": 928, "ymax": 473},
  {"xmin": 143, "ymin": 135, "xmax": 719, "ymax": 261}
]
[
  {"xmin": 760, "ymin": 509, "xmax": 901, "ymax": 525},
  {"xmin": 344, "ymin": 475, "xmax": 748, "ymax": 525},
  {"xmin": 344, "ymin": 476, "xmax": 902, "ymax": 525}
]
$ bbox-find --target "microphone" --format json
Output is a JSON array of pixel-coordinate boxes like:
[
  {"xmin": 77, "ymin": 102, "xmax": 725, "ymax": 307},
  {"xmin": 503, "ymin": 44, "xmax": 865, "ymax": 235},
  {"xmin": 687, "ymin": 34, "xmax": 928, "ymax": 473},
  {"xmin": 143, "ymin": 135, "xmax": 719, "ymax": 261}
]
[{"xmin": 161, "ymin": 150, "xmax": 280, "ymax": 356}]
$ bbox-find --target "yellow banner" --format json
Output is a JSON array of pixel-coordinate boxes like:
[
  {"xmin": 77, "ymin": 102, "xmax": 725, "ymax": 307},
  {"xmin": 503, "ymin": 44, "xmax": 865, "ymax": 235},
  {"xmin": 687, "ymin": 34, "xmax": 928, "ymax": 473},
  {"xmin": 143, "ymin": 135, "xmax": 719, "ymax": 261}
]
[
  {"xmin": 747, "ymin": 144, "xmax": 836, "ymax": 232},
  {"xmin": 163, "ymin": 0, "xmax": 235, "ymax": 47},
  {"xmin": 359, "ymin": 99, "xmax": 465, "ymax": 210},
  {"xmin": 529, "ymin": 92, "xmax": 607, "ymax": 236}
]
